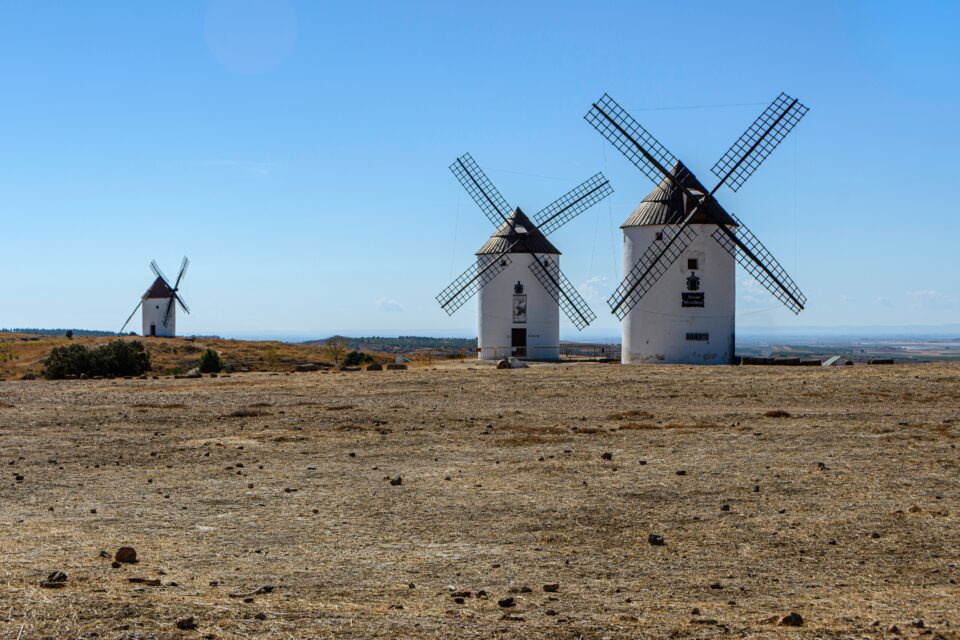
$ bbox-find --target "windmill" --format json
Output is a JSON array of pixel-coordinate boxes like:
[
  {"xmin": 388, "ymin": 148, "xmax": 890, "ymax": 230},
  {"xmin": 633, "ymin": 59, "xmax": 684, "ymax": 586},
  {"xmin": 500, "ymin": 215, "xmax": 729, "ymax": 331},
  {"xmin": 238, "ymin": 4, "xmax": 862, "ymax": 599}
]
[
  {"xmin": 585, "ymin": 93, "xmax": 808, "ymax": 364},
  {"xmin": 436, "ymin": 153, "xmax": 613, "ymax": 360},
  {"xmin": 119, "ymin": 257, "xmax": 191, "ymax": 337}
]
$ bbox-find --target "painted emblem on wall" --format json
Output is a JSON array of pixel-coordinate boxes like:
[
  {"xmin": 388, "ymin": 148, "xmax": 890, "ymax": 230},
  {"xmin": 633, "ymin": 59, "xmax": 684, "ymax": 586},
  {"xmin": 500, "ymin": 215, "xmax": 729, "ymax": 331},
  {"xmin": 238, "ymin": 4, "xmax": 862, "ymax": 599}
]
[{"xmin": 512, "ymin": 281, "xmax": 527, "ymax": 323}]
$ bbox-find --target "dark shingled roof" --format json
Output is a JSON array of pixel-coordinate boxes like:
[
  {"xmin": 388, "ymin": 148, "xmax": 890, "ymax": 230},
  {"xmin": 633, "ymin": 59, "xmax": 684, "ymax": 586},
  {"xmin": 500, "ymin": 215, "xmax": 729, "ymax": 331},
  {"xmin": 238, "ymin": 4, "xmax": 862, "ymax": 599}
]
[
  {"xmin": 623, "ymin": 161, "xmax": 736, "ymax": 228},
  {"xmin": 143, "ymin": 276, "xmax": 174, "ymax": 300},
  {"xmin": 475, "ymin": 208, "xmax": 561, "ymax": 256}
]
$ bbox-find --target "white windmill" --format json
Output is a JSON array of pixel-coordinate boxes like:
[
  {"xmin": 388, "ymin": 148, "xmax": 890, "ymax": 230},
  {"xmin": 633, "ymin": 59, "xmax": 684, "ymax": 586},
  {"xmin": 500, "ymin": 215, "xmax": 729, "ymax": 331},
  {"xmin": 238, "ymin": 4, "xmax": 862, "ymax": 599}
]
[
  {"xmin": 585, "ymin": 93, "xmax": 809, "ymax": 364},
  {"xmin": 436, "ymin": 154, "xmax": 613, "ymax": 360},
  {"xmin": 119, "ymin": 257, "xmax": 191, "ymax": 337}
]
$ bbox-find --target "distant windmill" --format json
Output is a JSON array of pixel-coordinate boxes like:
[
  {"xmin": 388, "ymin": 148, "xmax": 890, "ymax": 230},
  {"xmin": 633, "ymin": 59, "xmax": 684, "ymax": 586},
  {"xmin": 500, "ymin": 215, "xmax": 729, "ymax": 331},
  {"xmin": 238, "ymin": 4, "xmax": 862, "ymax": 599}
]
[
  {"xmin": 119, "ymin": 257, "xmax": 191, "ymax": 337},
  {"xmin": 585, "ymin": 93, "xmax": 808, "ymax": 364},
  {"xmin": 436, "ymin": 154, "xmax": 613, "ymax": 360}
]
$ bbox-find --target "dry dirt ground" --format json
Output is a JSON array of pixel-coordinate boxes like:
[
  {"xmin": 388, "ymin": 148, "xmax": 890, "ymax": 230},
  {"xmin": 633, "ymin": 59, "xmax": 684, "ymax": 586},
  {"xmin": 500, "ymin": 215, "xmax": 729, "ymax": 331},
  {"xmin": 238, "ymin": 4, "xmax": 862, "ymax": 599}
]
[{"xmin": 1, "ymin": 362, "xmax": 958, "ymax": 639}]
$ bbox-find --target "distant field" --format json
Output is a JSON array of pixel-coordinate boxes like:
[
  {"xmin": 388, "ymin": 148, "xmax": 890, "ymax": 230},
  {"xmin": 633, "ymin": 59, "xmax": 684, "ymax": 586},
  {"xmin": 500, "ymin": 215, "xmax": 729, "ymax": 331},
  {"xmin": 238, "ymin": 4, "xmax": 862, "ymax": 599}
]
[{"xmin": 1, "ymin": 362, "xmax": 958, "ymax": 638}]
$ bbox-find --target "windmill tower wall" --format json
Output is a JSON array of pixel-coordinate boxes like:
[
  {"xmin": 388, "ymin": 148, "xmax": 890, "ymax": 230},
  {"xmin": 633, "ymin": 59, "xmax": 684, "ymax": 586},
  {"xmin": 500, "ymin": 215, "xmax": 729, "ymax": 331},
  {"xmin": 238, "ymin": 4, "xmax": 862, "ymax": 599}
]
[
  {"xmin": 621, "ymin": 224, "xmax": 735, "ymax": 365},
  {"xmin": 142, "ymin": 298, "xmax": 175, "ymax": 337},
  {"xmin": 477, "ymin": 253, "xmax": 560, "ymax": 361}
]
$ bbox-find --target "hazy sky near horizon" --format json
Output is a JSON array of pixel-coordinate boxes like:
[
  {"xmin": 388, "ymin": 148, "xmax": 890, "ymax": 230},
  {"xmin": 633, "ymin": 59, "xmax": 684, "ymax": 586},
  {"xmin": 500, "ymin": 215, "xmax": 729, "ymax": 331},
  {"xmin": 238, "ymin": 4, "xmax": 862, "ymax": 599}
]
[{"xmin": 1, "ymin": 1, "xmax": 957, "ymax": 338}]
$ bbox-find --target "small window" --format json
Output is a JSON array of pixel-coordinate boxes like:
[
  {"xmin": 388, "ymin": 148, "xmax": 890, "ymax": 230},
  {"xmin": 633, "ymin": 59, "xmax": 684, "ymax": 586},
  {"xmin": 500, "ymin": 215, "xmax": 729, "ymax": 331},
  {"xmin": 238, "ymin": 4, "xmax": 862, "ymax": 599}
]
[
  {"xmin": 687, "ymin": 258, "xmax": 699, "ymax": 270},
  {"xmin": 655, "ymin": 232, "xmax": 663, "ymax": 241},
  {"xmin": 686, "ymin": 332, "xmax": 709, "ymax": 342}
]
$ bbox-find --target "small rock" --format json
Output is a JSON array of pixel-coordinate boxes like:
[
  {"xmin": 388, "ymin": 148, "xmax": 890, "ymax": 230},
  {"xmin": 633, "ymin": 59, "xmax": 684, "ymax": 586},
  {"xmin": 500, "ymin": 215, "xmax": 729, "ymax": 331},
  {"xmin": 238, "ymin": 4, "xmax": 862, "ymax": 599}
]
[
  {"xmin": 254, "ymin": 612, "xmax": 267, "ymax": 620},
  {"xmin": 545, "ymin": 609, "xmax": 558, "ymax": 616},
  {"xmin": 911, "ymin": 619, "xmax": 926, "ymax": 629},
  {"xmin": 453, "ymin": 597, "xmax": 465, "ymax": 604},
  {"xmin": 691, "ymin": 607, "xmax": 701, "ymax": 615},
  {"xmin": 175, "ymin": 616, "xmax": 197, "ymax": 630},
  {"xmin": 39, "ymin": 570, "xmax": 68, "ymax": 588},
  {"xmin": 99, "ymin": 550, "xmax": 111, "ymax": 558},
  {"xmin": 543, "ymin": 583, "xmax": 560, "ymax": 593},
  {"xmin": 647, "ymin": 533, "xmax": 666, "ymax": 546},
  {"xmin": 778, "ymin": 612, "xmax": 804, "ymax": 627},
  {"xmin": 498, "ymin": 596, "xmax": 515, "ymax": 608},
  {"xmin": 601, "ymin": 452, "xmax": 613, "ymax": 461},
  {"xmin": 115, "ymin": 546, "xmax": 138, "ymax": 563},
  {"xmin": 676, "ymin": 469, "xmax": 686, "ymax": 476},
  {"xmin": 111, "ymin": 561, "xmax": 121, "ymax": 569},
  {"xmin": 888, "ymin": 624, "xmax": 900, "ymax": 633},
  {"xmin": 389, "ymin": 476, "xmax": 402, "ymax": 486},
  {"xmin": 709, "ymin": 582, "xmax": 723, "ymax": 590},
  {"xmin": 720, "ymin": 504, "xmax": 731, "ymax": 511},
  {"xmin": 870, "ymin": 531, "xmax": 881, "ymax": 539}
]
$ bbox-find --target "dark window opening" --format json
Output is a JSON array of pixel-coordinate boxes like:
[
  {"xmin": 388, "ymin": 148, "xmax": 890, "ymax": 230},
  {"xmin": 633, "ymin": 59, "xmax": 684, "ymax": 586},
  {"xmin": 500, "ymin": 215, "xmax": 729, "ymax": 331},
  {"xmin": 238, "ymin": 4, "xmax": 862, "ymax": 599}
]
[
  {"xmin": 655, "ymin": 232, "xmax": 663, "ymax": 241},
  {"xmin": 687, "ymin": 258, "xmax": 699, "ymax": 270},
  {"xmin": 686, "ymin": 332, "xmax": 709, "ymax": 341},
  {"xmin": 511, "ymin": 328, "xmax": 527, "ymax": 357}
]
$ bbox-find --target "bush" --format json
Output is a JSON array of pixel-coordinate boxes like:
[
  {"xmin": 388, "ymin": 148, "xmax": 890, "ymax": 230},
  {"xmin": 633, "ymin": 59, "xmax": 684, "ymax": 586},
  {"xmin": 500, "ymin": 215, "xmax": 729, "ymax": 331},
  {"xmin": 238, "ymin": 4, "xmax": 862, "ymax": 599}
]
[
  {"xmin": 343, "ymin": 350, "xmax": 372, "ymax": 367},
  {"xmin": 197, "ymin": 349, "xmax": 223, "ymax": 373},
  {"xmin": 43, "ymin": 340, "xmax": 150, "ymax": 379}
]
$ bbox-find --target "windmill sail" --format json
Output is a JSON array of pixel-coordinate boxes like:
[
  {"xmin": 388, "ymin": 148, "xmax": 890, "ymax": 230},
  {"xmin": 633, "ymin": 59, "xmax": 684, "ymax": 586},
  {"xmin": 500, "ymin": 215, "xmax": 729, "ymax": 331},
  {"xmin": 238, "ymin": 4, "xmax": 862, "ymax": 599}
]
[
  {"xmin": 436, "ymin": 251, "xmax": 514, "ymax": 316},
  {"xmin": 534, "ymin": 173, "xmax": 613, "ymax": 236},
  {"xmin": 528, "ymin": 254, "xmax": 597, "ymax": 330},
  {"xmin": 449, "ymin": 153, "xmax": 513, "ymax": 228}
]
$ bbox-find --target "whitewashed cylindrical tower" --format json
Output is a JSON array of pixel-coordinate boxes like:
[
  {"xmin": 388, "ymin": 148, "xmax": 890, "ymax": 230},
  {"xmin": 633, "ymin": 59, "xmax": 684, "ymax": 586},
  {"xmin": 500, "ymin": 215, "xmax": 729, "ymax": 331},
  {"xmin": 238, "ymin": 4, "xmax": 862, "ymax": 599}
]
[
  {"xmin": 141, "ymin": 277, "xmax": 176, "ymax": 337},
  {"xmin": 476, "ymin": 208, "xmax": 560, "ymax": 361},
  {"xmin": 621, "ymin": 163, "xmax": 736, "ymax": 365}
]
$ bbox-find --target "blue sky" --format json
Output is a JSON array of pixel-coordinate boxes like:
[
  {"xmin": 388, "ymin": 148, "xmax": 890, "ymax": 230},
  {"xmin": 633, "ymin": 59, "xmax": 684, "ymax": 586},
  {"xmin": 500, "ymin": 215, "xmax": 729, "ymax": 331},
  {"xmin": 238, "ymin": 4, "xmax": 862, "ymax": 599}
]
[{"xmin": 1, "ymin": 1, "xmax": 957, "ymax": 339}]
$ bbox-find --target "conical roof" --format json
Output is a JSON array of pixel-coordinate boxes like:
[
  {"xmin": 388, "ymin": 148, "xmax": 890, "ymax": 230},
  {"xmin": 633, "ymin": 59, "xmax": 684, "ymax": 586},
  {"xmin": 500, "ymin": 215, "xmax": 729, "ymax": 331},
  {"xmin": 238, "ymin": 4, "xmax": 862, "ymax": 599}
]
[
  {"xmin": 475, "ymin": 208, "xmax": 561, "ymax": 255},
  {"xmin": 623, "ymin": 161, "xmax": 736, "ymax": 228},
  {"xmin": 143, "ymin": 276, "xmax": 174, "ymax": 300}
]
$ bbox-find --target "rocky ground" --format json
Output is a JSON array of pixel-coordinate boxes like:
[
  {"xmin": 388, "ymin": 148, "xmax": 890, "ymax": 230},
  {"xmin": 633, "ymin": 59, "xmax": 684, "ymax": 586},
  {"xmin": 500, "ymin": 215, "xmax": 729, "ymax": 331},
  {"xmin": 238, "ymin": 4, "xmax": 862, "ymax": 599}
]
[{"xmin": 1, "ymin": 362, "xmax": 958, "ymax": 639}]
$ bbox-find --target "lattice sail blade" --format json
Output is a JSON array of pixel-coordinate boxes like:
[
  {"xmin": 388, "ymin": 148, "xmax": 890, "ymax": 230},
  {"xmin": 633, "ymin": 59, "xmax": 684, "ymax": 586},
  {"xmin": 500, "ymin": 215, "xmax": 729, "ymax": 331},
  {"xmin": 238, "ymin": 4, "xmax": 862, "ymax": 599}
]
[
  {"xmin": 534, "ymin": 173, "xmax": 613, "ymax": 236},
  {"xmin": 162, "ymin": 296, "xmax": 176, "ymax": 327},
  {"xmin": 585, "ymin": 93, "xmax": 679, "ymax": 185},
  {"xmin": 608, "ymin": 224, "xmax": 697, "ymax": 320},
  {"xmin": 528, "ymin": 255, "xmax": 597, "ymax": 331},
  {"xmin": 530, "ymin": 254, "xmax": 597, "ymax": 331},
  {"xmin": 711, "ymin": 213, "xmax": 806, "ymax": 314},
  {"xmin": 118, "ymin": 300, "xmax": 142, "ymax": 335},
  {"xmin": 449, "ymin": 153, "xmax": 513, "ymax": 227},
  {"xmin": 150, "ymin": 260, "xmax": 171, "ymax": 287},
  {"xmin": 174, "ymin": 256, "xmax": 189, "ymax": 289},
  {"xmin": 175, "ymin": 293, "xmax": 190, "ymax": 315},
  {"xmin": 711, "ymin": 93, "xmax": 809, "ymax": 192},
  {"xmin": 436, "ymin": 253, "xmax": 513, "ymax": 316}
]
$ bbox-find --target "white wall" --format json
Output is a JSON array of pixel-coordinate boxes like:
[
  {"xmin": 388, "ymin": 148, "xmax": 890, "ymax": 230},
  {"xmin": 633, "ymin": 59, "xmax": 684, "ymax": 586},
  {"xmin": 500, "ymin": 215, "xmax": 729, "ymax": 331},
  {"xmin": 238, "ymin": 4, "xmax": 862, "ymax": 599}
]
[
  {"xmin": 621, "ymin": 224, "xmax": 735, "ymax": 364},
  {"xmin": 142, "ymin": 297, "xmax": 176, "ymax": 337},
  {"xmin": 477, "ymin": 253, "xmax": 560, "ymax": 360}
]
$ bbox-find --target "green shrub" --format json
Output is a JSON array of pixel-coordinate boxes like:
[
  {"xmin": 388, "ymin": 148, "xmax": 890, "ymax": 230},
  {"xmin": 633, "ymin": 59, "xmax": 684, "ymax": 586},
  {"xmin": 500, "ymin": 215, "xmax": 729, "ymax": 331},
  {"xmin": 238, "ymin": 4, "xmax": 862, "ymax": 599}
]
[
  {"xmin": 43, "ymin": 340, "xmax": 150, "ymax": 379},
  {"xmin": 197, "ymin": 348, "xmax": 223, "ymax": 373},
  {"xmin": 343, "ymin": 350, "xmax": 372, "ymax": 367}
]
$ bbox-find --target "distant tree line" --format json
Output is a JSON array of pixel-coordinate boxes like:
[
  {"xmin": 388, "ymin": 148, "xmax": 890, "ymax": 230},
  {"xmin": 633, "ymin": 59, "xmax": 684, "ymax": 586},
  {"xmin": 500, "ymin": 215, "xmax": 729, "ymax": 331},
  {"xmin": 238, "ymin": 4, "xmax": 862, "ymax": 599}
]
[{"xmin": 304, "ymin": 335, "xmax": 477, "ymax": 353}]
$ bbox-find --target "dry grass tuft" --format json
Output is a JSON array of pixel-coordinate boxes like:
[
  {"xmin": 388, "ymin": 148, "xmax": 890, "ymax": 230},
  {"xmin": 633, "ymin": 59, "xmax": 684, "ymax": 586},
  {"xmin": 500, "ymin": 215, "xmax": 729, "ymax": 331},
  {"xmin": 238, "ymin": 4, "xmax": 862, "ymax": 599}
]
[
  {"xmin": 764, "ymin": 409, "xmax": 792, "ymax": 418},
  {"xmin": 225, "ymin": 407, "xmax": 271, "ymax": 418}
]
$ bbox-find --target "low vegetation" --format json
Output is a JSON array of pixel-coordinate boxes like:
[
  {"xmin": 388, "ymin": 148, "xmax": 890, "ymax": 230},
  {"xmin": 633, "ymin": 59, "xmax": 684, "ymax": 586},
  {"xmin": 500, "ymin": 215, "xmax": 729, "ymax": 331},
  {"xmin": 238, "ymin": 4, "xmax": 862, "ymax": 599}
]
[
  {"xmin": 197, "ymin": 348, "xmax": 223, "ymax": 373},
  {"xmin": 42, "ymin": 340, "xmax": 150, "ymax": 379}
]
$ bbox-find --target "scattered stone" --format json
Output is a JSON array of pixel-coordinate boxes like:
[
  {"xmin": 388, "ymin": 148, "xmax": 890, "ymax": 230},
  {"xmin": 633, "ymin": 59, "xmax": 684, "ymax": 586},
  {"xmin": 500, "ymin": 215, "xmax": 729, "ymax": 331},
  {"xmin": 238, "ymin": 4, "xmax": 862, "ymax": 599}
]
[
  {"xmin": 870, "ymin": 531, "xmax": 881, "ymax": 539},
  {"xmin": 691, "ymin": 607, "xmax": 701, "ymax": 615},
  {"xmin": 99, "ymin": 550, "xmax": 111, "ymax": 558},
  {"xmin": 227, "ymin": 585, "xmax": 274, "ymax": 598},
  {"xmin": 366, "ymin": 363, "xmax": 383, "ymax": 371},
  {"xmin": 778, "ymin": 612, "xmax": 804, "ymax": 627},
  {"xmin": 451, "ymin": 590, "xmax": 471, "ymax": 598},
  {"xmin": 888, "ymin": 624, "xmax": 900, "ymax": 634},
  {"xmin": 543, "ymin": 583, "xmax": 560, "ymax": 593},
  {"xmin": 111, "ymin": 561, "xmax": 121, "ymax": 569},
  {"xmin": 691, "ymin": 618, "xmax": 719, "ymax": 625},
  {"xmin": 498, "ymin": 596, "xmax": 516, "ymax": 608},
  {"xmin": 911, "ymin": 619, "xmax": 926, "ymax": 629},
  {"xmin": 175, "ymin": 616, "xmax": 197, "ymax": 630},
  {"xmin": 128, "ymin": 577, "xmax": 162, "ymax": 586},
  {"xmin": 648, "ymin": 533, "xmax": 666, "ymax": 546},
  {"xmin": 545, "ymin": 609, "xmax": 558, "ymax": 616},
  {"xmin": 709, "ymin": 582, "xmax": 723, "ymax": 590},
  {"xmin": 389, "ymin": 476, "xmax": 402, "ymax": 486},
  {"xmin": 601, "ymin": 452, "xmax": 613, "ymax": 461},
  {"xmin": 453, "ymin": 597, "xmax": 465, "ymax": 604},
  {"xmin": 115, "ymin": 547, "xmax": 138, "ymax": 564},
  {"xmin": 39, "ymin": 570, "xmax": 68, "ymax": 588},
  {"xmin": 721, "ymin": 504, "xmax": 731, "ymax": 511},
  {"xmin": 254, "ymin": 612, "xmax": 267, "ymax": 620},
  {"xmin": 764, "ymin": 410, "xmax": 791, "ymax": 418},
  {"xmin": 676, "ymin": 469, "xmax": 687, "ymax": 476},
  {"xmin": 496, "ymin": 359, "xmax": 512, "ymax": 370}
]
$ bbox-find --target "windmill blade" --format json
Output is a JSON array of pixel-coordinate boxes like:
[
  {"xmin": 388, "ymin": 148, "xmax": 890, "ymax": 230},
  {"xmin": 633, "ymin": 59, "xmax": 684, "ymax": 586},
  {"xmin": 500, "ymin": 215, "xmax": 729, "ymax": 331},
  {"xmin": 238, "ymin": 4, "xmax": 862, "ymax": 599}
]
[
  {"xmin": 528, "ymin": 255, "xmax": 597, "ymax": 331},
  {"xmin": 175, "ymin": 293, "xmax": 191, "ymax": 315},
  {"xmin": 162, "ymin": 295, "xmax": 176, "ymax": 328},
  {"xmin": 449, "ymin": 153, "xmax": 513, "ymax": 227},
  {"xmin": 711, "ymin": 213, "xmax": 806, "ymax": 314},
  {"xmin": 118, "ymin": 300, "xmax": 143, "ymax": 335},
  {"xmin": 174, "ymin": 256, "xmax": 189, "ymax": 290},
  {"xmin": 436, "ymin": 251, "xmax": 513, "ymax": 316},
  {"xmin": 608, "ymin": 224, "xmax": 698, "ymax": 320},
  {"xmin": 150, "ymin": 260, "xmax": 171, "ymax": 287},
  {"xmin": 534, "ymin": 173, "xmax": 614, "ymax": 236},
  {"xmin": 585, "ymin": 93, "xmax": 680, "ymax": 185},
  {"xmin": 711, "ymin": 93, "xmax": 809, "ymax": 192}
]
